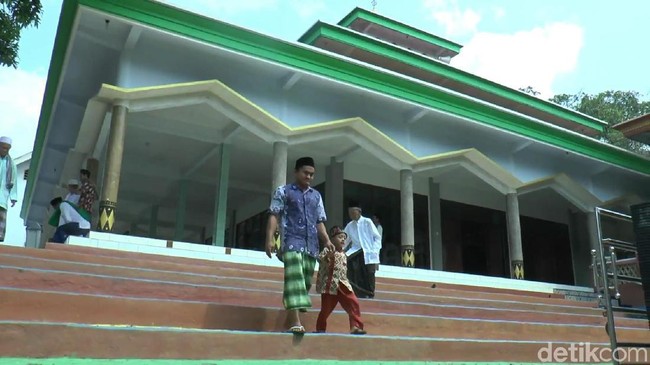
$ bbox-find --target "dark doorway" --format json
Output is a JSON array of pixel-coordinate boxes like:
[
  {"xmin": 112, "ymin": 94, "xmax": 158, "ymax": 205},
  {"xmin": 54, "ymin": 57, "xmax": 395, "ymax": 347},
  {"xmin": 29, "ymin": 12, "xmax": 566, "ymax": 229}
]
[
  {"xmin": 441, "ymin": 200, "xmax": 509, "ymax": 278},
  {"xmin": 461, "ymin": 221, "xmax": 489, "ymax": 275},
  {"xmin": 521, "ymin": 216, "xmax": 574, "ymax": 285}
]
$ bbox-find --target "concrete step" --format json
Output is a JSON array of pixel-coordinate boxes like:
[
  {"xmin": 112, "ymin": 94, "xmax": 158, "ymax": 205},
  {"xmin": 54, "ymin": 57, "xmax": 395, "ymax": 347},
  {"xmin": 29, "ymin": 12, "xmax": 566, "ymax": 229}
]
[
  {"xmin": 0, "ymin": 254, "xmax": 603, "ymax": 319},
  {"xmin": 2, "ymin": 288, "xmax": 648, "ymax": 342},
  {"xmin": 0, "ymin": 264, "xmax": 642, "ymax": 327},
  {"xmin": 0, "ymin": 321, "xmax": 617, "ymax": 362},
  {"xmin": 1, "ymin": 244, "xmax": 594, "ymax": 308},
  {"xmin": 48, "ymin": 242, "xmax": 585, "ymax": 299}
]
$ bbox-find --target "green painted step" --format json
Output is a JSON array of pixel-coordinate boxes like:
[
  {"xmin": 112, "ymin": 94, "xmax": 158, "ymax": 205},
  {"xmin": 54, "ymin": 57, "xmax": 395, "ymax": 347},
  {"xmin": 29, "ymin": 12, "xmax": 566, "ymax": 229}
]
[{"xmin": 0, "ymin": 360, "xmax": 604, "ymax": 365}]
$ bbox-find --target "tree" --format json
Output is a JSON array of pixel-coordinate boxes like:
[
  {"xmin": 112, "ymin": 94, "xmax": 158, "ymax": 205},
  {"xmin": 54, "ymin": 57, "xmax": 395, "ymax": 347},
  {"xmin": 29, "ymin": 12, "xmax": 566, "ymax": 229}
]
[
  {"xmin": 550, "ymin": 90, "xmax": 650, "ymax": 155},
  {"xmin": 518, "ymin": 86, "xmax": 540, "ymax": 97},
  {"xmin": 520, "ymin": 86, "xmax": 650, "ymax": 155},
  {"xmin": 0, "ymin": 0, "xmax": 42, "ymax": 68}
]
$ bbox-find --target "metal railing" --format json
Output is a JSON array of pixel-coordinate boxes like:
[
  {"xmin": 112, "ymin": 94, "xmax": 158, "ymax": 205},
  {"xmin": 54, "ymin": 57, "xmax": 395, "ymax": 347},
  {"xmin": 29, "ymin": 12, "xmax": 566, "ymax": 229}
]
[{"xmin": 591, "ymin": 207, "xmax": 649, "ymax": 365}]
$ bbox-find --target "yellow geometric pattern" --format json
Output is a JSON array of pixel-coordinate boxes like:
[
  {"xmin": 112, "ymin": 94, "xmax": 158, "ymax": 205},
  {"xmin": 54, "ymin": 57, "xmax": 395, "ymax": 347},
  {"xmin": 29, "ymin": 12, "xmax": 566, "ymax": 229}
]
[
  {"xmin": 402, "ymin": 246, "xmax": 415, "ymax": 267},
  {"xmin": 274, "ymin": 230, "xmax": 281, "ymax": 251},
  {"xmin": 98, "ymin": 200, "xmax": 116, "ymax": 232},
  {"xmin": 513, "ymin": 260, "xmax": 524, "ymax": 280}
]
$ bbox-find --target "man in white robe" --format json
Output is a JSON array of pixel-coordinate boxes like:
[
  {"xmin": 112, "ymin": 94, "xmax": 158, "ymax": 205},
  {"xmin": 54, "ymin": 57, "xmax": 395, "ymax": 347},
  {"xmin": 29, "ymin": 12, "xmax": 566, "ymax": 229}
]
[
  {"xmin": 0, "ymin": 136, "xmax": 18, "ymax": 242},
  {"xmin": 64, "ymin": 179, "xmax": 81, "ymax": 205},
  {"xmin": 344, "ymin": 201, "xmax": 382, "ymax": 298}
]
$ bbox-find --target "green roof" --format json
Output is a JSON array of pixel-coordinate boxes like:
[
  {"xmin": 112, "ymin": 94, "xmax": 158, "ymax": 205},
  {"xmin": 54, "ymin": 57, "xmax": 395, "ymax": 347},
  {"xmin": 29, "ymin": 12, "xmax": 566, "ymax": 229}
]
[
  {"xmin": 337, "ymin": 7, "xmax": 463, "ymax": 55},
  {"xmin": 299, "ymin": 21, "xmax": 608, "ymax": 135},
  {"xmin": 22, "ymin": 0, "xmax": 650, "ymax": 218}
]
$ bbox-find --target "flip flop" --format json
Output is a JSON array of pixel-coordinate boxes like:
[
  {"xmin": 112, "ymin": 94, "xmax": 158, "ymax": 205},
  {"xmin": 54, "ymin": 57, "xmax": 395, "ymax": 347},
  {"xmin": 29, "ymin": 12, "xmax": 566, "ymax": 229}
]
[{"xmin": 286, "ymin": 325, "xmax": 305, "ymax": 334}]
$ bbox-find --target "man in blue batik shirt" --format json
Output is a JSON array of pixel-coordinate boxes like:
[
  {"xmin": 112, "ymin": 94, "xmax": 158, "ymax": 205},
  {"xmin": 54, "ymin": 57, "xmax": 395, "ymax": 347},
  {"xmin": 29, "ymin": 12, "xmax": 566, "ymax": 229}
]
[{"xmin": 266, "ymin": 156, "xmax": 334, "ymax": 334}]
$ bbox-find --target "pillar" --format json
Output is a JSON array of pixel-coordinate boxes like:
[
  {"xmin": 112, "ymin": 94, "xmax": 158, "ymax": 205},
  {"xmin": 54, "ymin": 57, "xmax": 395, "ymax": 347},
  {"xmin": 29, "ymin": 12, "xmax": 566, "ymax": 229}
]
[
  {"xmin": 400, "ymin": 169, "xmax": 415, "ymax": 267},
  {"xmin": 271, "ymin": 141, "xmax": 288, "ymax": 192},
  {"xmin": 149, "ymin": 205, "xmax": 158, "ymax": 238},
  {"xmin": 212, "ymin": 144, "xmax": 231, "ymax": 246},
  {"xmin": 25, "ymin": 221, "xmax": 42, "ymax": 249},
  {"xmin": 325, "ymin": 157, "xmax": 344, "ymax": 227},
  {"xmin": 271, "ymin": 141, "xmax": 288, "ymax": 252},
  {"xmin": 174, "ymin": 180, "xmax": 188, "ymax": 241},
  {"xmin": 98, "ymin": 104, "xmax": 127, "ymax": 232},
  {"xmin": 428, "ymin": 178, "xmax": 443, "ymax": 270},
  {"xmin": 506, "ymin": 193, "xmax": 524, "ymax": 279}
]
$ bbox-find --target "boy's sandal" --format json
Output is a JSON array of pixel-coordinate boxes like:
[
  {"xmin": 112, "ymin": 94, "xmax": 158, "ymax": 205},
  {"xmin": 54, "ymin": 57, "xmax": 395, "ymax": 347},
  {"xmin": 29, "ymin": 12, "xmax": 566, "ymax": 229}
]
[
  {"xmin": 350, "ymin": 327, "xmax": 367, "ymax": 335},
  {"xmin": 286, "ymin": 325, "xmax": 305, "ymax": 334}
]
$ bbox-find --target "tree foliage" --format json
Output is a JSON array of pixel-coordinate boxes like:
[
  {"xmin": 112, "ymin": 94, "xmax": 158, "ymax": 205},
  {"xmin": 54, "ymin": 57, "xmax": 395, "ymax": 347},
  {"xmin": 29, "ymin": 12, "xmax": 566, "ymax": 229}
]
[
  {"xmin": 550, "ymin": 90, "xmax": 650, "ymax": 154},
  {"xmin": 0, "ymin": 0, "xmax": 42, "ymax": 68},
  {"xmin": 520, "ymin": 86, "xmax": 650, "ymax": 155}
]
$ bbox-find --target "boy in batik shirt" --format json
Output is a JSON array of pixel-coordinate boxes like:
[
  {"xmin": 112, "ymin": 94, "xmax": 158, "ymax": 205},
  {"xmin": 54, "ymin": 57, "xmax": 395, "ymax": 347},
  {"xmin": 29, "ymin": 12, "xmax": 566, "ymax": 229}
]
[{"xmin": 315, "ymin": 226, "xmax": 366, "ymax": 335}]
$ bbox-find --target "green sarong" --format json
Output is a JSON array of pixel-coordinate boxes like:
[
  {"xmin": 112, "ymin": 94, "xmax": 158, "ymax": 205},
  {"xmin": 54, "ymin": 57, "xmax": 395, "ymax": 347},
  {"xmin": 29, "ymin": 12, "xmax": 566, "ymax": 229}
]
[{"xmin": 282, "ymin": 251, "xmax": 316, "ymax": 310}]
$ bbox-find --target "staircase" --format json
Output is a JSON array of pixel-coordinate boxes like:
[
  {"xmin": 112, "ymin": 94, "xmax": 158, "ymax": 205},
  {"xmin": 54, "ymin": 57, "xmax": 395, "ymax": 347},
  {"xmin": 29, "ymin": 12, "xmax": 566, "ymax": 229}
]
[{"xmin": 0, "ymin": 240, "xmax": 648, "ymax": 364}]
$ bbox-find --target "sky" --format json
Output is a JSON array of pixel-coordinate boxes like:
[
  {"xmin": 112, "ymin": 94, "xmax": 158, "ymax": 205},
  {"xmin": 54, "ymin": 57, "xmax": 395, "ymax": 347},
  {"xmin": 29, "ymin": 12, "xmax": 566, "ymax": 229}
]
[{"xmin": 2, "ymin": 0, "xmax": 650, "ymax": 157}]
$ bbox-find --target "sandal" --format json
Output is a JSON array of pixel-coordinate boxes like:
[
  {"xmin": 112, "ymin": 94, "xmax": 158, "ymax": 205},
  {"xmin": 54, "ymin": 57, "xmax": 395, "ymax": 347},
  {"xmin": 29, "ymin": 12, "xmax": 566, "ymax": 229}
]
[{"xmin": 286, "ymin": 325, "xmax": 305, "ymax": 334}]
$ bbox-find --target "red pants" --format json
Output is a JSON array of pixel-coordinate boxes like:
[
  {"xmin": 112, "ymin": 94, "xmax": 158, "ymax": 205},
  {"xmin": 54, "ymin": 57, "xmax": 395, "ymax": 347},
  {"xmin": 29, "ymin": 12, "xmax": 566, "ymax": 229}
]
[{"xmin": 316, "ymin": 285, "xmax": 363, "ymax": 332}]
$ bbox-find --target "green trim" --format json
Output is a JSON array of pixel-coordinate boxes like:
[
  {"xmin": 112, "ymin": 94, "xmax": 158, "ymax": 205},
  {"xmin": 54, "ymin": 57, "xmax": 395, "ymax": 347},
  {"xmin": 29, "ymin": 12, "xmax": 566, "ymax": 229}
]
[
  {"xmin": 24, "ymin": 0, "xmax": 650, "ymax": 219},
  {"xmin": 336, "ymin": 7, "xmax": 463, "ymax": 54},
  {"xmin": 20, "ymin": 0, "xmax": 79, "ymax": 220},
  {"xmin": 0, "ymin": 360, "xmax": 602, "ymax": 365},
  {"xmin": 303, "ymin": 22, "xmax": 607, "ymax": 134}
]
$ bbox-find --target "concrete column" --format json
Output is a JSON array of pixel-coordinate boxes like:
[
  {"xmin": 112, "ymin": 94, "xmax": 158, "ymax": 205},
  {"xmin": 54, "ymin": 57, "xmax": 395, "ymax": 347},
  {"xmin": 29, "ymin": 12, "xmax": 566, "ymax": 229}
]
[
  {"xmin": 506, "ymin": 193, "xmax": 524, "ymax": 279},
  {"xmin": 98, "ymin": 104, "xmax": 128, "ymax": 232},
  {"xmin": 325, "ymin": 157, "xmax": 344, "ymax": 227},
  {"xmin": 270, "ymin": 141, "xmax": 288, "ymax": 252},
  {"xmin": 149, "ymin": 205, "xmax": 158, "ymax": 238},
  {"xmin": 174, "ymin": 179, "xmax": 188, "ymax": 241},
  {"xmin": 271, "ymin": 141, "xmax": 288, "ymax": 192},
  {"xmin": 25, "ymin": 221, "xmax": 42, "ymax": 249},
  {"xmin": 428, "ymin": 178, "xmax": 443, "ymax": 270},
  {"xmin": 400, "ymin": 169, "xmax": 415, "ymax": 267},
  {"xmin": 212, "ymin": 144, "xmax": 231, "ymax": 246}
]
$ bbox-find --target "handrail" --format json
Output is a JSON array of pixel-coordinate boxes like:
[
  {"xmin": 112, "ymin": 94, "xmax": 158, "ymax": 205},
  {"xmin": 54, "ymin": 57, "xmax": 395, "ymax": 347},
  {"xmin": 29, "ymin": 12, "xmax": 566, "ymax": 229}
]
[
  {"xmin": 595, "ymin": 207, "xmax": 632, "ymax": 221},
  {"xmin": 609, "ymin": 246, "xmax": 620, "ymax": 299},
  {"xmin": 594, "ymin": 208, "xmax": 619, "ymax": 363},
  {"xmin": 593, "ymin": 206, "xmax": 648, "ymax": 365},
  {"xmin": 591, "ymin": 249, "xmax": 600, "ymax": 296},
  {"xmin": 601, "ymin": 238, "xmax": 638, "ymax": 252}
]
